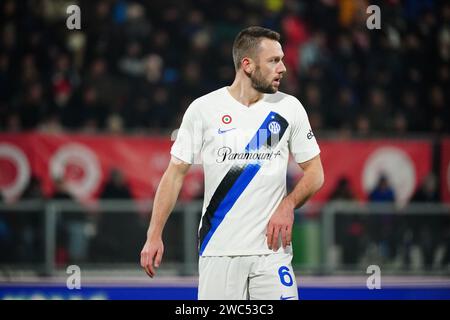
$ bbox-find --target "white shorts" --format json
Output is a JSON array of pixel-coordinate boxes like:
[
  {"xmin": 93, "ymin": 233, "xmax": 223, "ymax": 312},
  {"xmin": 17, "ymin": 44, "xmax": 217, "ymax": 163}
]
[{"xmin": 198, "ymin": 253, "xmax": 298, "ymax": 300}]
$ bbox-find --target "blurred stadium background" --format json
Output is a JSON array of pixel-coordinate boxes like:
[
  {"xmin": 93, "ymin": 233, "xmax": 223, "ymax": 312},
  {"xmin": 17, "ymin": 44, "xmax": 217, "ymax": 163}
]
[{"xmin": 0, "ymin": 0, "xmax": 450, "ymax": 299}]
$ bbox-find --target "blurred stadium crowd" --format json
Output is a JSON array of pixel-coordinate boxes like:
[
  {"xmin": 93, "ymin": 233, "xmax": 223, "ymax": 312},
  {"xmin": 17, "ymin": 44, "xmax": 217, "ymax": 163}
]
[
  {"xmin": 1, "ymin": 0, "xmax": 450, "ymax": 272},
  {"xmin": 0, "ymin": 0, "xmax": 449, "ymax": 136}
]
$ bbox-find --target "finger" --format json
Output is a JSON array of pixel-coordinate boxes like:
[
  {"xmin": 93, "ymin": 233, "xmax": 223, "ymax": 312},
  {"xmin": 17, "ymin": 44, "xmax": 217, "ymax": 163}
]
[
  {"xmin": 281, "ymin": 226, "xmax": 288, "ymax": 249},
  {"xmin": 266, "ymin": 224, "xmax": 274, "ymax": 249},
  {"xmin": 147, "ymin": 253, "xmax": 156, "ymax": 276},
  {"xmin": 141, "ymin": 251, "xmax": 150, "ymax": 269},
  {"xmin": 141, "ymin": 255, "xmax": 154, "ymax": 278},
  {"xmin": 154, "ymin": 247, "xmax": 163, "ymax": 268},
  {"xmin": 286, "ymin": 226, "xmax": 292, "ymax": 246},
  {"xmin": 141, "ymin": 252, "xmax": 154, "ymax": 278},
  {"xmin": 144, "ymin": 265, "xmax": 154, "ymax": 278},
  {"xmin": 272, "ymin": 226, "xmax": 280, "ymax": 251}
]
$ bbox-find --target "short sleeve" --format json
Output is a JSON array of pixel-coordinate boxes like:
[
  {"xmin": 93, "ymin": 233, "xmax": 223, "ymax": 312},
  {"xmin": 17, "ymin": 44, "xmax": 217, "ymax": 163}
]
[
  {"xmin": 170, "ymin": 101, "xmax": 203, "ymax": 164},
  {"xmin": 288, "ymin": 97, "xmax": 321, "ymax": 163}
]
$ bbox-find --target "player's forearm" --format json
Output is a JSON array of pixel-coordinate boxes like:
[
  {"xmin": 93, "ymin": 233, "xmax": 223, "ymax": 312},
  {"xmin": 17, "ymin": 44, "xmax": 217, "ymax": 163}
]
[
  {"xmin": 147, "ymin": 170, "xmax": 185, "ymax": 240},
  {"xmin": 285, "ymin": 161, "xmax": 324, "ymax": 209}
]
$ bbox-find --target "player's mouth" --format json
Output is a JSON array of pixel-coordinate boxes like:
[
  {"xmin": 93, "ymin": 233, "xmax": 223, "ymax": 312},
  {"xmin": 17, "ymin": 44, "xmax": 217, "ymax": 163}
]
[{"xmin": 273, "ymin": 76, "xmax": 282, "ymax": 86}]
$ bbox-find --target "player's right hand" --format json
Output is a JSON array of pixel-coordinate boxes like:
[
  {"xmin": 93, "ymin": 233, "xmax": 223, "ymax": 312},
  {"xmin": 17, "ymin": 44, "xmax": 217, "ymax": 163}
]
[{"xmin": 140, "ymin": 238, "xmax": 164, "ymax": 278}]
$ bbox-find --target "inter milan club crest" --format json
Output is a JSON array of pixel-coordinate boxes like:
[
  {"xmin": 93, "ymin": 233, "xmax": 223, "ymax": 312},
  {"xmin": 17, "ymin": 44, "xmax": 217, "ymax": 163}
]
[
  {"xmin": 222, "ymin": 115, "xmax": 232, "ymax": 124},
  {"xmin": 268, "ymin": 121, "xmax": 281, "ymax": 134}
]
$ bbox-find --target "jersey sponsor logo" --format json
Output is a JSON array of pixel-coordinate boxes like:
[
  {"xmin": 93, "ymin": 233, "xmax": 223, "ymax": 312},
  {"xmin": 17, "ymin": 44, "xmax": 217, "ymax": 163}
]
[
  {"xmin": 268, "ymin": 121, "xmax": 281, "ymax": 134},
  {"xmin": 216, "ymin": 147, "xmax": 281, "ymax": 163},
  {"xmin": 280, "ymin": 295, "xmax": 295, "ymax": 300},
  {"xmin": 221, "ymin": 115, "xmax": 232, "ymax": 124},
  {"xmin": 307, "ymin": 129, "xmax": 314, "ymax": 140},
  {"xmin": 217, "ymin": 127, "xmax": 236, "ymax": 135}
]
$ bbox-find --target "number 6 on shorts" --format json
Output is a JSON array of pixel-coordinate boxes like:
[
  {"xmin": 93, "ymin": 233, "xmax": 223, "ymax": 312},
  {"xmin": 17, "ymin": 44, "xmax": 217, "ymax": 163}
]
[{"xmin": 278, "ymin": 266, "xmax": 293, "ymax": 287}]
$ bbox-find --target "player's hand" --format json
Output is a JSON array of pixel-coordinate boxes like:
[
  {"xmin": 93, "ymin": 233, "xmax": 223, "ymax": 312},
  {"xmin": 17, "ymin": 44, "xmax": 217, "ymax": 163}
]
[
  {"xmin": 266, "ymin": 198, "xmax": 295, "ymax": 251},
  {"xmin": 140, "ymin": 238, "xmax": 164, "ymax": 278}
]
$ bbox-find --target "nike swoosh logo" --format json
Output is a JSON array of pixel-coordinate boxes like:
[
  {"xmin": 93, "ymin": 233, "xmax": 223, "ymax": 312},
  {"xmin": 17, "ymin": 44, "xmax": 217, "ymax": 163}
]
[
  {"xmin": 280, "ymin": 295, "xmax": 295, "ymax": 300},
  {"xmin": 217, "ymin": 128, "xmax": 236, "ymax": 134}
]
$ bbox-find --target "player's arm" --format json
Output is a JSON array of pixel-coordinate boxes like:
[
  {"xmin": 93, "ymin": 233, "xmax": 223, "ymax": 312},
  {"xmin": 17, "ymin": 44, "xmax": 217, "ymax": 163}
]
[
  {"xmin": 140, "ymin": 156, "xmax": 191, "ymax": 278},
  {"xmin": 267, "ymin": 154, "xmax": 324, "ymax": 250},
  {"xmin": 286, "ymin": 154, "xmax": 324, "ymax": 209}
]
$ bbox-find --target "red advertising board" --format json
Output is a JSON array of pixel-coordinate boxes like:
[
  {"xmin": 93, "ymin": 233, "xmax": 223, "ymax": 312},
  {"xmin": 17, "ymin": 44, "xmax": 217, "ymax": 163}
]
[
  {"xmin": 303, "ymin": 140, "xmax": 433, "ymax": 205},
  {"xmin": 0, "ymin": 134, "xmax": 434, "ymax": 205}
]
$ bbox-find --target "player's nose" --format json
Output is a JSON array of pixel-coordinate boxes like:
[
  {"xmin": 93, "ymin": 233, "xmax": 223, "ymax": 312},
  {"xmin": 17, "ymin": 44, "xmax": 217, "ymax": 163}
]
[{"xmin": 277, "ymin": 61, "xmax": 286, "ymax": 74}]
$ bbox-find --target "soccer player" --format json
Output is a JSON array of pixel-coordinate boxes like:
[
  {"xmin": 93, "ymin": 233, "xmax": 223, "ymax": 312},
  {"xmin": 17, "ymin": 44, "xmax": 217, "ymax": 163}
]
[{"xmin": 140, "ymin": 26, "xmax": 324, "ymax": 300}]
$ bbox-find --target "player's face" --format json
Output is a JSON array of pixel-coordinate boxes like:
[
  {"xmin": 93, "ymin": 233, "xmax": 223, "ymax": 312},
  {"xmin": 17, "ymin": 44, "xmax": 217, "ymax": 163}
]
[{"xmin": 250, "ymin": 39, "xmax": 286, "ymax": 94}]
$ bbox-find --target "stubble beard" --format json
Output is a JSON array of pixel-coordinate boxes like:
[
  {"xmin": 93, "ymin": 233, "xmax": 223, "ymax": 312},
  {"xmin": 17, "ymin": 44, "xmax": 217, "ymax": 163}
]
[{"xmin": 250, "ymin": 66, "xmax": 277, "ymax": 94}]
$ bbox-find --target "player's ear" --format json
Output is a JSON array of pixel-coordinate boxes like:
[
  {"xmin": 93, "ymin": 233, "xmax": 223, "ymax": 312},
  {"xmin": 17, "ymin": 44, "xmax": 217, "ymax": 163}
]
[{"xmin": 241, "ymin": 57, "xmax": 254, "ymax": 73}]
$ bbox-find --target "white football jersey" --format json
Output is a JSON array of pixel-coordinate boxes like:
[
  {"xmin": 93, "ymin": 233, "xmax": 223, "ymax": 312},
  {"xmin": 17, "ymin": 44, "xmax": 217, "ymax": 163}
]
[{"xmin": 171, "ymin": 87, "xmax": 320, "ymax": 256}]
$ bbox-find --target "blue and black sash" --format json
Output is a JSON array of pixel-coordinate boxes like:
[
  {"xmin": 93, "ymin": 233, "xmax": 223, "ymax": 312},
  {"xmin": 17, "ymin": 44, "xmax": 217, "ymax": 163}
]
[{"xmin": 198, "ymin": 111, "xmax": 289, "ymax": 255}]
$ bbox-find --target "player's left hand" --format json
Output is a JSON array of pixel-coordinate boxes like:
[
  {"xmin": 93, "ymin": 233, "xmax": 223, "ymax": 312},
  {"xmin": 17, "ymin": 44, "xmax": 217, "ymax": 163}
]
[{"xmin": 266, "ymin": 197, "xmax": 295, "ymax": 251}]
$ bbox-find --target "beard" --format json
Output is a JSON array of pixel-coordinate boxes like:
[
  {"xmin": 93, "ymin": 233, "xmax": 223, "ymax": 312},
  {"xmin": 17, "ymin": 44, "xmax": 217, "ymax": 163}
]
[{"xmin": 249, "ymin": 66, "xmax": 278, "ymax": 94}]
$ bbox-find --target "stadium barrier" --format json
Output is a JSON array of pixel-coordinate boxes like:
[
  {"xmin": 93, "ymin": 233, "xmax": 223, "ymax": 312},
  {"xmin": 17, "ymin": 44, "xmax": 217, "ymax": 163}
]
[{"xmin": 1, "ymin": 200, "xmax": 449, "ymax": 277}]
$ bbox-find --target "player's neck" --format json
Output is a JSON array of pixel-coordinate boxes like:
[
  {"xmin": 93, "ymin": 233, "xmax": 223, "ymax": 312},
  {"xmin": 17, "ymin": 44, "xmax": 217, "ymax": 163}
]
[{"xmin": 228, "ymin": 77, "xmax": 264, "ymax": 107}]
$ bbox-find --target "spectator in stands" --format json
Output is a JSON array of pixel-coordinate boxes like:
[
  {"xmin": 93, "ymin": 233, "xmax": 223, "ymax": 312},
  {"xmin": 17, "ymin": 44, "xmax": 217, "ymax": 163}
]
[
  {"xmin": 355, "ymin": 115, "xmax": 371, "ymax": 137},
  {"xmin": 52, "ymin": 177, "xmax": 72, "ymax": 200},
  {"xmin": 366, "ymin": 88, "xmax": 392, "ymax": 132},
  {"xmin": 147, "ymin": 87, "xmax": 174, "ymax": 131},
  {"xmin": 329, "ymin": 176, "xmax": 365, "ymax": 266},
  {"xmin": 19, "ymin": 83, "xmax": 47, "ymax": 130},
  {"xmin": 298, "ymin": 31, "xmax": 328, "ymax": 75},
  {"xmin": 327, "ymin": 86, "xmax": 358, "ymax": 131},
  {"xmin": 368, "ymin": 173, "xmax": 397, "ymax": 264},
  {"xmin": 369, "ymin": 174, "xmax": 396, "ymax": 202},
  {"xmin": 68, "ymin": 86, "xmax": 108, "ymax": 132},
  {"xmin": 51, "ymin": 53, "xmax": 78, "ymax": 109},
  {"xmin": 92, "ymin": 168, "xmax": 142, "ymax": 263},
  {"xmin": 411, "ymin": 174, "xmax": 440, "ymax": 203},
  {"xmin": 392, "ymin": 112, "xmax": 408, "ymax": 135},
  {"xmin": 100, "ymin": 168, "xmax": 132, "ymax": 199},
  {"xmin": 3, "ymin": 113, "xmax": 21, "ymax": 132},
  {"xmin": 50, "ymin": 176, "xmax": 74, "ymax": 266},
  {"xmin": 105, "ymin": 113, "xmax": 125, "ymax": 135},
  {"xmin": 21, "ymin": 176, "xmax": 44, "ymax": 200},
  {"xmin": 400, "ymin": 90, "xmax": 424, "ymax": 132},
  {"xmin": 84, "ymin": 58, "xmax": 121, "ymax": 109},
  {"xmin": 329, "ymin": 176, "xmax": 356, "ymax": 201},
  {"xmin": 410, "ymin": 173, "xmax": 441, "ymax": 270},
  {"xmin": 428, "ymin": 85, "xmax": 449, "ymax": 134},
  {"xmin": 0, "ymin": 0, "xmax": 449, "ymax": 136},
  {"xmin": 400, "ymin": 175, "xmax": 441, "ymax": 270}
]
